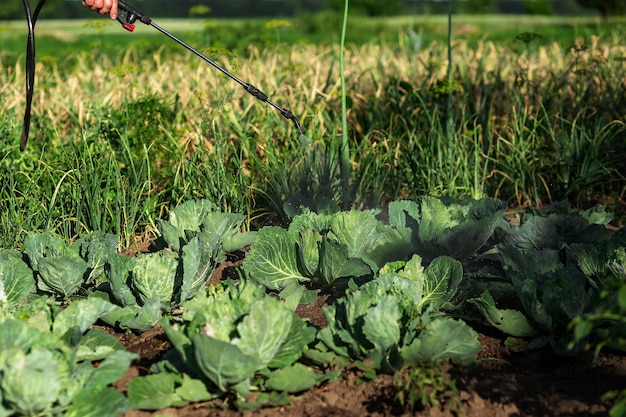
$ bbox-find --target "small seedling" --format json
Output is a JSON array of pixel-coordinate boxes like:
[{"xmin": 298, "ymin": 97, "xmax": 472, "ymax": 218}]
[{"xmin": 393, "ymin": 363, "xmax": 460, "ymax": 412}]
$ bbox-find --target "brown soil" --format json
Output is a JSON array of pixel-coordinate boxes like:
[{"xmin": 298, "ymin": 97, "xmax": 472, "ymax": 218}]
[{"xmin": 113, "ymin": 258, "xmax": 626, "ymax": 417}]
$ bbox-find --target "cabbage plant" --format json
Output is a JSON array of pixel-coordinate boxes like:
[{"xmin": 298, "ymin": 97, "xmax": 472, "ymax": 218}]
[
  {"xmin": 468, "ymin": 204, "xmax": 626, "ymax": 356},
  {"xmin": 0, "ymin": 296, "xmax": 136, "ymax": 417},
  {"xmin": 244, "ymin": 209, "xmax": 411, "ymax": 295},
  {"xmin": 100, "ymin": 200, "xmax": 255, "ymax": 332},
  {"xmin": 314, "ymin": 255, "xmax": 481, "ymax": 373},
  {"xmin": 126, "ymin": 282, "xmax": 334, "ymax": 409},
  {"xmin": 23, "ymin": 231, "xmax": 117, "ymax": 299},
  {"xmin": 388, "ymin": 196, "xmax": 506, "ymax": 262}
]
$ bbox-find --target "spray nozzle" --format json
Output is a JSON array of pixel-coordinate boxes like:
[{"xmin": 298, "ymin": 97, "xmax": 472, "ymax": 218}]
[{"xmin": 116, "ymin": 0, "xmax": 306, "ymax": 140}]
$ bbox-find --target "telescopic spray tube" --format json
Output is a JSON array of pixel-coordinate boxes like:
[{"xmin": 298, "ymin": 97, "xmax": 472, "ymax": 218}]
[{"xmin": 116, "ymin": 0, "xmax": 305, "ymax": 136}]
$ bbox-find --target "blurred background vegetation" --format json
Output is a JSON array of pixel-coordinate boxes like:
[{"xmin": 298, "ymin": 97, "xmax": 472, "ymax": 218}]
[
  {"xmin": 1, "ymin": 0, "xmax": 625, "ymax": 249},
  {"xmin": 1, "ymin": 0, "xmax": 624, "ymax": 19}
]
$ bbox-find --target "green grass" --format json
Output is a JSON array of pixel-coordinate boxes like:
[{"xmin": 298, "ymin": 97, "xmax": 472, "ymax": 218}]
[{"xmin": 1, "ymin": 14, "xmax": 625, "ymax": 249}]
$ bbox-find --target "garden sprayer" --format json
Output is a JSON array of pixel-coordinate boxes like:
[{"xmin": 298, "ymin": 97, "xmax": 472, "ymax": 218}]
[{"xmin": 20, "ymin": 0, "xmax": 306, "ymax": 151}]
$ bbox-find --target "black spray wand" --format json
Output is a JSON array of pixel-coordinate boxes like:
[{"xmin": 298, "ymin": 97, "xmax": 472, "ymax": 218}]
[
  {"xmin": 20, "ymin": 0, "xmax": 48, "ymax": 151},
  {"xmin": 116, "ymin": 0, "xmax": 305, "ymax": 136}
]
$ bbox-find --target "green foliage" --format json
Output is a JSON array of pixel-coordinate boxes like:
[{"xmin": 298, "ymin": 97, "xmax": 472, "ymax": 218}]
[
  {"xmin": 126, "ymin": 281, "xmax": 330, "ymax": 408},
  {"xmin": 388, "ymin": 197, "xmax": 507, "ymax": 262},
  {"xmin": 0, "ymin": 250, "xmax": 35, "ymax": 315},
  {"xmin": 523, "ymin": 0, "xmax": 555, "ymax": 15},
  {"xmin": 459, "ymin": 0, "xmax": 497, "ymax": 14},
  {"xmin": 575, "ymin": 0, "xmax": 626, "ymax": 17},
  {"xmin": 315, "ymin": 256, "xmax": 480, "ymax": 372},
  {"xmin": 469, "ymin": 203, "xmax": 626, "ymax": 355},
  {"xmin": 0, "ymin": 297, "xmax": 137, "ymax": 417},
  {"xmin": 328, "ymin": 0, "xmax": 404, "ymax": 16},
  {"xmin": 189, "ymin": 5, "xmax": 211, "ymax": 17},
  {"xmin": 244, "ymin": 210, "xmax": 410, "ymax": 293},
  {"xmin": 93, "ymin": 94, "xmax": 178, "ymax": 185},
  {"xmin": 101, "ymin": 200, "xmax": 252, "ymax": 331},
  {"xmin": 394, "ymin": 364, "xmax": 460, "ymax": 412}
]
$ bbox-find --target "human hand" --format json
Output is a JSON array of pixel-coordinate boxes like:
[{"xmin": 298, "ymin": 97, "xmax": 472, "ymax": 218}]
[{"xmin": 82, "ymin": 0, "xmax": 118, "ymax": 20}]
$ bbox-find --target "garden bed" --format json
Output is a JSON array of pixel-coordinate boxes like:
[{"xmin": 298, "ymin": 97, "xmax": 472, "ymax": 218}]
[{"xmin": 114, "ymin": 287, "xmax": 626, "ymax": 417}]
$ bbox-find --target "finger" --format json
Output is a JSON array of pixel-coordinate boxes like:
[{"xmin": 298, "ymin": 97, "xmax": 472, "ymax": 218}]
[
  {"xmin": 110, "ymin": 1, "xmax": 118, "ymax": 19},
  {"xmin": 92, "ymin": 0, "xmax": 104, "ymax": 11}
]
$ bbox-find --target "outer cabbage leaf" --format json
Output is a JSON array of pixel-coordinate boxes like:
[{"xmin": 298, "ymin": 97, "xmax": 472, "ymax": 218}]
[
  {"xmin": 0, "ymin": 318, "xmax": 58, "ymax": 356},
  {"xmin": 501, "ymin": 215, "xmax": 558, "ymax": 250},
  {"xmin": 468, "ymin": 290, "xmax": 538, "ymax": 337},
  {"xmin": 362, "ymin": 295, "xmax": 401, "ymax": 351},
  {"xmin": 244, "ymin": 226, "xmax": 309, "ymax": 290},
  {"xmin": 317, "ymin": 238, "xmax": 372, "ymax": 289},
  {"xmin": 23, "ymin": 231, "xmax": 66, "ymax": 271},
  {"xmin": 75, "ymin": 232, "xmax": 118, "ymax": 285},
  {"xmin": 99, "ymin": 296, "xmax": 162, "ymax": 332},
  {"xmin": 389, "ymin": 197, "xmax": 506, "ymax": 261},
  {"xmin": 104, "ymin": 254, "xmax": 138, "ymax": 307},
  {"xmin": 193, "ymin": 334, "xmax": 260, "ymax": 396},
  {"xmin": 0, "ymin": 250, "xmax": 35, "ymax": 313},
  {"xmin": 297, "ymin": 229, "xmax": 322, "ymax": 277},
  {"xmin": 127, "ymin": 372, "xmax": 217, "ymax": 410},
  {"xmin": 268, "ymin": 315, "xmax": 317, "ymax": 368},
  {"xmin": 53, "ymin": 296, "xmax": 118, "ymax": 336},
  {"xmin": 75, "ymin": 329, "xmax": 124, "ymax": 362},
  {"xmin": 327, "ymin": 210, "xmax": 410, "ymax": 269},
  {"xmin": 127, "ymin": 373, "xmax": 184, "ymax": 410},
  {"xmin": 36, "ymin": 256, "xmax": 88, "ymax": 299},
  {"xmin": 401, "ymin": 318, "xmax": 481, "ymax": 366},
  {"xmin": 178, "ymin": 233, "xmax": 220, "ymax": 304},
  {"xmin": 201, "ymin": 212, "xmax": 248, "ymax": 252},
  {"xmin": 265, "ymin": 363, "xmax": 340, "ymax": 393},
  {"xmin": 65, "ymin": 387, "xmax": 127, "ymax": 417},
  {"xmin": 500, "ymin": 202, "xmax": 614, "ymax": 251},
  {"xmin": 416, "ymin": 256, "xmax": 462, "ymax": 312}
]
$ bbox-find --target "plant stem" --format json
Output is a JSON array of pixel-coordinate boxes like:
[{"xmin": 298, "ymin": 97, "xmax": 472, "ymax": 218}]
[
  {"xmin": 446, "ymin": 0, "xmax": 454, "ymax": 142},
  {"xmin": 339, "ymin": 0, "xmax": 351, "ymax": 210}
]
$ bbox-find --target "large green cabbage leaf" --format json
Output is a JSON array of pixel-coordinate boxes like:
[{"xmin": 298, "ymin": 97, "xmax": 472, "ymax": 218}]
[
  {"xmin": 244, "ymin": 226, "xmax": 310, "ymax": 290},
  {"xmin": 401, "ymin": 318, "xmax": 481, "ymax": 366},
  {"xmin": 0, "ymin": 250, "xmax": 35, "ymax": 314},
  {"xmin": 389, "ymin": 197, "xmax": 506, "ymax": 262}
]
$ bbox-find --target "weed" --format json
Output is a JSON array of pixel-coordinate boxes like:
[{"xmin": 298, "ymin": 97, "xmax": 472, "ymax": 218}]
[{"xmin": 393, "ymin": 363, "xmax": 460, "ymax": 412}]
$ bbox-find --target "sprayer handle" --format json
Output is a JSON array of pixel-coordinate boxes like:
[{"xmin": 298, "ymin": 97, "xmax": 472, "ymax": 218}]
[{"xmin": 116, "ymin": 0, "xmax": 151, "ymax": 31}]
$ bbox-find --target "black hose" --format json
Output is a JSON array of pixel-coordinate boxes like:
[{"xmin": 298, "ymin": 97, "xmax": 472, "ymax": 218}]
[{"xmin": 21, "ymin": 0, "xmax": 48, "ymax": 151}]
